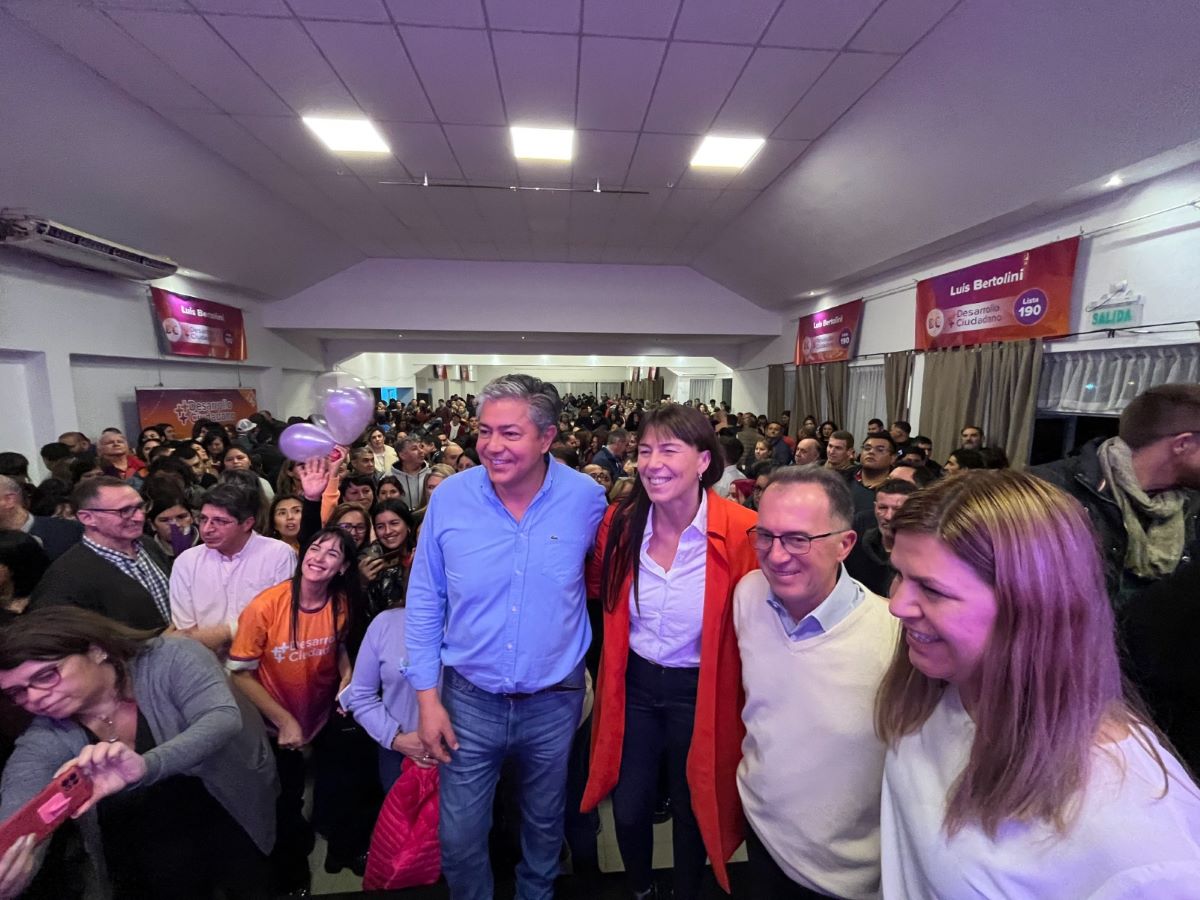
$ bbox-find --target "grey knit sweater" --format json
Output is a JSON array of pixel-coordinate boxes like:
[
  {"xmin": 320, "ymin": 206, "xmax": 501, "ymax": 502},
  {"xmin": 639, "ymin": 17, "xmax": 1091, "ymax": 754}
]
[{"xmin": 0, "ymin": 637, "xmax": 278, "ymax": 897}]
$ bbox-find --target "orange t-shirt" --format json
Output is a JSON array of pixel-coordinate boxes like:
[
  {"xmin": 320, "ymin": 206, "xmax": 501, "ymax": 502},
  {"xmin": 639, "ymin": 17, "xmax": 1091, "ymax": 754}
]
[{"xmin": 228, "ymin": 580, "xmax": 345, "ymax": 743}]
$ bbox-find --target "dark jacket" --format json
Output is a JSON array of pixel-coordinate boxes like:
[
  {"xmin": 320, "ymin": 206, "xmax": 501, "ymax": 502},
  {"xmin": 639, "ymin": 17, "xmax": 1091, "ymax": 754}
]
[
  {"xmin": 590, "ymin": 446, "xmax": 624, "ymax": 483},
  {"xmin": 1122, "ymin": 558, "xmax": 1200, "ymax": 776},
  {"xmin": 769, "ymin": 436, "xmax": 792, "ymax": 468},
  {"xmin": 844, "ymin": 527, "xmax": 895, "ymax": 597},
  {"xmin": 28, "ymin": 543, "xmax": 167, "ymax": 630},
  {"xmin": 27, "ymin": 515, "xmax": 82, "ymax": 561},
  {"xmin": 1029, "ymin": 438, "xmax": 1200, "ymax": 610}
]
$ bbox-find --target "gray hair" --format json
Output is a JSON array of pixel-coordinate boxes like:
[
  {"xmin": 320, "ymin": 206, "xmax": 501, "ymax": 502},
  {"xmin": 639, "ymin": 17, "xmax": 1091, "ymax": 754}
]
[
  {"xmin": 477, "ymin": 374, "xmax": 562, "ymax": 433},
  {"xmin": 762, "ymin": 465, "xmax": 854, "ymax": 530}
]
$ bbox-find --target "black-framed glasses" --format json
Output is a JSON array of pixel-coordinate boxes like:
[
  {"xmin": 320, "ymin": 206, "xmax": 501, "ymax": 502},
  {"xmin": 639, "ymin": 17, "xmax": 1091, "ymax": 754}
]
[
  {"xmin": 338, "ymin": 522, "xmax": 368, "ymax": 535},
  {"xmin": 196, "ymin": 514, "xmax": 239, "ymax": 528},
  {"xmin": 81, "ymin": 503, "xmax": 147, "ymax": 520},
  {"xmin": 3, "ymin": 662, "xmax": 63, "ymax": 704},
  {"xmin": 746, "ymin": 526, "xmax": 844, "ymax": 556}
]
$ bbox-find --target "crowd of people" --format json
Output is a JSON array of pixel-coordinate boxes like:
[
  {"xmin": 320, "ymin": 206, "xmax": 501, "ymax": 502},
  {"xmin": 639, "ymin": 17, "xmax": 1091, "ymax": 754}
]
[{"xmin": 0, "ymin": 376, "xmax": 1197, "ymax": 899}]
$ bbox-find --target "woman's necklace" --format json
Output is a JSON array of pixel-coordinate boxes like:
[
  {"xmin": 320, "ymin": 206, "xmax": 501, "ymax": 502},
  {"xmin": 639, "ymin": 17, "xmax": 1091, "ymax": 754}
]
[{"xmin": 84, "ymin": 698, "xmax": 129, "ymax": 744}]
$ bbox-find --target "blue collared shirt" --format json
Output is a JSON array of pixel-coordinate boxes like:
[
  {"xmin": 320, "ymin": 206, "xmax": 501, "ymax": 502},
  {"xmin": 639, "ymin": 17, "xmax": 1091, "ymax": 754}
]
[
  {"xmin": 765, "ymin": 564, "xmax": 864, "ymax": 641},
  {"xmin": 405, "ymin": 458, "xmax": 607, "ymax": 694}
]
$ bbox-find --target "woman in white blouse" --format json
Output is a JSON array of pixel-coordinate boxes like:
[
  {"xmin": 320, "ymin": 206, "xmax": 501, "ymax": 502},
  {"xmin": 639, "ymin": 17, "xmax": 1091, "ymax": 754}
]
[
  {"xmin": 366, "ymin": 426, "xmax": 398, "ymax": 476},
  {"xmin": 878, "ymin": 469, "xmax": 1200, "ymax": 899}
]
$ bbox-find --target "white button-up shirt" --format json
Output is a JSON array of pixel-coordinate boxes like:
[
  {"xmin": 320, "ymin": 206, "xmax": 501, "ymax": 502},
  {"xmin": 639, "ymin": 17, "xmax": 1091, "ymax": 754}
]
[{"xmin": 630, "ymin": 492, "xmax": 709, "ymax": 668}]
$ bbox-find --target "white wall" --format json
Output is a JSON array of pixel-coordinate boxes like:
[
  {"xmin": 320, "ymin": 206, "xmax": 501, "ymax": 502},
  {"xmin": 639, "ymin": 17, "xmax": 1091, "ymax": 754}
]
[
  {"xmin": 730, "ymin": 160, "xmax": 1200, "ymax": 417},
  {"xmin": 0, "ymin": 252, "xmax": 325, "ymax": 469}
]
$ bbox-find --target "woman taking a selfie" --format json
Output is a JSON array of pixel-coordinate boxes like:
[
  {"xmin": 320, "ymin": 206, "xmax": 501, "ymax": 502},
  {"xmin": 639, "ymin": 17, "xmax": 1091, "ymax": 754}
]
[
  {"xmin": 880, "ymin": 470, "xmax": 1200, "ymax": 896},
  {"xmin": 0, "ymin": 607, "xmax": 276, "ymax": 899}
]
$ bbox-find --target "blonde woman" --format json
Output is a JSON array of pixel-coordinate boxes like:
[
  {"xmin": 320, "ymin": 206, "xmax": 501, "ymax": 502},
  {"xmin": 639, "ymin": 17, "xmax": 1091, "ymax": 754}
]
[{"xmin": 879, "ymin": 470, "xmax": 1200, "ymax": 897}]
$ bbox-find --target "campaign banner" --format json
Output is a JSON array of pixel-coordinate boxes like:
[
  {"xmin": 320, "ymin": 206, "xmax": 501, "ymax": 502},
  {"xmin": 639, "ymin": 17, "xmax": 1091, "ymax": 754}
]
[
  {"xmin": 914, "ymin": 237, "xmax": 1080, "ymax": 350},
  {"xmin": 136, "ymin": 388, "xmax": 258, "ymax": 434},
  {"xmin": 151, "ymin": 287, "xmax": 248, "ymax": 360},
  {"xmin": 795, "ymin": 299, "xmax": 863, "ymax": 365}
]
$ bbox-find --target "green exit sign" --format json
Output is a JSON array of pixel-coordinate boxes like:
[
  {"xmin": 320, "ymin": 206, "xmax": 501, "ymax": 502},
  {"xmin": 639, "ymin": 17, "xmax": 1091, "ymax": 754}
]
[{"xmin": 1089, "ymin": 301, "xmax": 1142, "ymax": 330}]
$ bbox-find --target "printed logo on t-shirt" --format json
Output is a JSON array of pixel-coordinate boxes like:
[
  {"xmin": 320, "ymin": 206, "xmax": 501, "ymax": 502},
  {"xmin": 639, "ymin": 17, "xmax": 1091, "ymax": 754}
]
[{"xmin": 270, "ymin": 635, "xmax": 337, "ymax": 664}]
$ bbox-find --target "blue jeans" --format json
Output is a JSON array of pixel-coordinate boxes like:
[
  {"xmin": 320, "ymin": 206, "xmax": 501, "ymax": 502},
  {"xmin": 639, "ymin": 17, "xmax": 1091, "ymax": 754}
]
[{"xmin": 439, "ymin": 662, "xmax": 585, "ymax": 900}]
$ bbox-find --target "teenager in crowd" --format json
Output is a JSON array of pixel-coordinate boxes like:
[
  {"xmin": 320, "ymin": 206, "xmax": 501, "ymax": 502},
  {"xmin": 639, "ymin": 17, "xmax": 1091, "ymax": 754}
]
[
  {"xmin": 140, "ymin": 492, "xmax": 199, "ymax": 576},
  {"xmin": 340, "ymin": 580, "xmax": 430, "ymax": 791},
  {"xmin": 943, "ymin": 447, "xmax": 986, "ymax": 475},
  {"xmin": 358, "ymin": 499, "xmax": 416, "ymax": 620},
  {"xmin": 376, "ymin": 474, "xmax": 404, "ymax": 503},
  {"xmin": 0, "ymin": 608, "xmax": 276, "ymax": 898},
  {"xmin": 269, "ymin": 493, "xmax": 303, "ymax": 551},
  {"xmin": 880, "ymin": 470, "xmax": 1200, "ymax": 896},
  {"xmin": 228, "ymin": 527, "xmax": 359, "ymax": 893},
  {"xmin": 583, "ymin": 404, "xmax": 759, "ymax": 899}
]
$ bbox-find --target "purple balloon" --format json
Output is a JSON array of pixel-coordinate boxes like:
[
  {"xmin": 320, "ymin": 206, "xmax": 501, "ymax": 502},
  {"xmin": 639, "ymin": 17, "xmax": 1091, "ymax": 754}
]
[
  {"xmin": 279, "ymin": 423, "xmax": 336, "ymax": 462},
  {"xmin": 322, "ymin": 387, "xmax": 374, "ymax": 445}
]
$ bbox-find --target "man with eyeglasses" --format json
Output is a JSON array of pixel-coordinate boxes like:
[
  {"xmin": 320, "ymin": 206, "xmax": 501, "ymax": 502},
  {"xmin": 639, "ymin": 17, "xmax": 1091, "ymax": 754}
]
[
  {"xmin": 28, "ymin": 476, "xmax": 170, "ymax": 629},
  {"xmin": 733, "ymin": 466, "xmax": 900, "ymax": 899},
  {"xmin": 169, "ymin": 483, "xmax": 296, "ymax": 654}
]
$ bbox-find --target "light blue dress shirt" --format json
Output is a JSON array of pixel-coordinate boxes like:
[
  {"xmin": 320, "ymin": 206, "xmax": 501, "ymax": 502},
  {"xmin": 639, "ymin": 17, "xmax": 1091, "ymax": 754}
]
[
  {"xmin": 405, "ymin": 459, "xmax": 607, "ymax": 694},
  {"xmin": 765, "ymin": 564, "xmax": 865, "ymax": 641}
]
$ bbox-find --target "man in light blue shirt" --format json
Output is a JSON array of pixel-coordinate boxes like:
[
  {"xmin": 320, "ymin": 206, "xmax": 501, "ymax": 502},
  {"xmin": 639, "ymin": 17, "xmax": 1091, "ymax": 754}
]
[{"xmin": 407, "ymin": 373, "xmax": 606, "ymax": 900}]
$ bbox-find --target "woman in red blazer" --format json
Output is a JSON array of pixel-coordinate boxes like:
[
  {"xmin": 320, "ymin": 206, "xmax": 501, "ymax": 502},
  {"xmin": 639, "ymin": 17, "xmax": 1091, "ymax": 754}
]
[{"xmin": 582, "ymin": 404, "xmax": 758, "ymax": 899}]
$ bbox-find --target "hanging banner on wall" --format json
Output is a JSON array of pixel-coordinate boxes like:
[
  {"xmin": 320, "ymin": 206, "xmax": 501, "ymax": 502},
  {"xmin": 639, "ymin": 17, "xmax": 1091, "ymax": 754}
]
[
  {"xmin": 914, "ymin": 237, "xmax": 1080, "ymax": 350},
  {"xmin": 151, "ymin": 287, "xmax": 248, "ymax": 361},
  {"xmin": 136, "ymin": 388, "xmax": 258, "ymax": 433},
  {"xmin": 795, "ymin": 299, "xmax": 864, "ymax": 365}
]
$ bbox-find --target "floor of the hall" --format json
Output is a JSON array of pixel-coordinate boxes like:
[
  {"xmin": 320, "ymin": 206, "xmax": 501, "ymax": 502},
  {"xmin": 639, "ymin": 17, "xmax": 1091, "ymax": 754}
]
[{"xmin": 309, "ymin": 797, "xmax": 750, "ymax": 896}]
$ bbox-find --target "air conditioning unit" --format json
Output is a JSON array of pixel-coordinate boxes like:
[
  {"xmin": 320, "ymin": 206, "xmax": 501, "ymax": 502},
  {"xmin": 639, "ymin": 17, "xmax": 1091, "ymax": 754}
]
[{"xmin": 0, "ymin": 212, "xmax": 178, "ymax": 281}]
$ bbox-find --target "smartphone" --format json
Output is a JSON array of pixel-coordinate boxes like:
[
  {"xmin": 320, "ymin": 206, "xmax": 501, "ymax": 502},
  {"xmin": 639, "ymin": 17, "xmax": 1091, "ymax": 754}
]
[
  {"xmin": 377, "ymin": 547, "xmax": 405, "ymax": 567},
  {"xmin": 0, "ymin": 767, "xmax": 93, "ymax": 855}
]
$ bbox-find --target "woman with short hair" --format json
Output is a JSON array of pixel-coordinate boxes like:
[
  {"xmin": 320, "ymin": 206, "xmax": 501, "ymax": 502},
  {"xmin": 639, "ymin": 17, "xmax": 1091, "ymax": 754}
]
[{"xmin": 880, "ymin": 470, "xmax": 1200, "ymax": 896}]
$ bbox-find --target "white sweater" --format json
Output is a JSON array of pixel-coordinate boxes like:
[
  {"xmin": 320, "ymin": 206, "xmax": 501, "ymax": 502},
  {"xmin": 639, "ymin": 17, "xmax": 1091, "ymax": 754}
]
[
  {"xmin": 882, "ymin": 686, "xmax": 1200, "ymax": 899},
  {"xmin": 734, "ymin": 570, "xmax": 900, "ymax": 900}
]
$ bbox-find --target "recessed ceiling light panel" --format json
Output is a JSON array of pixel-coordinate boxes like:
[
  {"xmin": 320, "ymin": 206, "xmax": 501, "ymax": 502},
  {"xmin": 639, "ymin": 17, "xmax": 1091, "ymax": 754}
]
[
  {"xmin": 302, "ymin": 116, "xmax": 390, "ymax": 153},
  {"xmin": 511, "ymin": 126, "xmax": 574, "ymax": 161},
  {"xmin": 691, "ymin": 135, "xmax": 765, "ymax": 169}
]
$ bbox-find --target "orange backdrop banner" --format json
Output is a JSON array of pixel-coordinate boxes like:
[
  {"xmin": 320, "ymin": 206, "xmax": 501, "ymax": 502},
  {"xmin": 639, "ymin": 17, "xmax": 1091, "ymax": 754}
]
[
  {"xmin": 914, "ymin": 237, "xmax": 1080, "ymax": 350},
  {"xmin": 136, "ymin": 388, "xmax": 258, "ymax": 434}
]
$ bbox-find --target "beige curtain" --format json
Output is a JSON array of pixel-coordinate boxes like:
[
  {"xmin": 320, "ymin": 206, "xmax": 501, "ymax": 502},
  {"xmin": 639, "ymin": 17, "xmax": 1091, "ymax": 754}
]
[
  {"xmin": 919, "ymin": 340, "xmax": 1043, "ymax": 468},
  {"xmin": 767, "ymin": 364, "xmax": 786, "ymax": 423},
  {"xmin": 626, "ymin": 377, "xmax": 664, "ymax": 403},
  {"xmin": 884, "ymin": 351, "xmax": 914, "ymax": 424},
  {"xmin": 981, "ymin": 340, "xmax": 1043, "ymax": 468},
  {"xmin": 823, "ymin": 361, "xmax": 848, "ymax": 430},
  {"xmin": 793, "ymin": 365, "xmax": 822, "ymax": 430}
]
